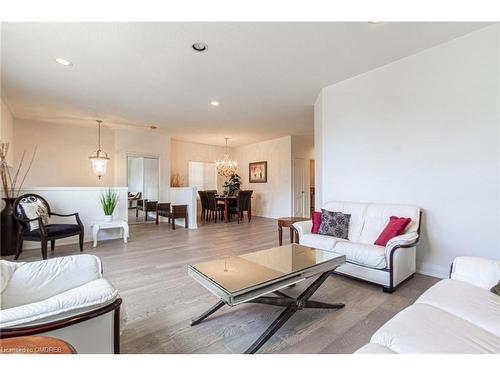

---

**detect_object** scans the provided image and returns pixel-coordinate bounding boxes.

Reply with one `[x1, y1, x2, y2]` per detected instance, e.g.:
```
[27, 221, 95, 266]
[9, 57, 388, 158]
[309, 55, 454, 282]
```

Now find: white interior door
[293, 158, 306, 217]
[143, 157, 159, 200]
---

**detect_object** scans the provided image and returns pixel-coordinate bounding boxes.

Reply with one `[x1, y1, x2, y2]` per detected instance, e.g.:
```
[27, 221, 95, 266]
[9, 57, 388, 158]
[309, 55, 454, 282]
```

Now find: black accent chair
[136, 199, 158, 221]
[13, 194, 84, 260]
[229, 190, 253, 224]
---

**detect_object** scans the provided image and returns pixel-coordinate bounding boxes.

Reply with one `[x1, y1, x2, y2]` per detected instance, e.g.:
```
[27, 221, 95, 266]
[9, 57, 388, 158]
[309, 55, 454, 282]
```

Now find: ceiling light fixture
[88, 120, 110, 179]
[55, 58, 73, 66]
[192, 42, 208, 52]
[210, 100, 220, 107]
[150, 125, 158, 130]
[215, 137, 237, 177]
[368, 21, 383, 24]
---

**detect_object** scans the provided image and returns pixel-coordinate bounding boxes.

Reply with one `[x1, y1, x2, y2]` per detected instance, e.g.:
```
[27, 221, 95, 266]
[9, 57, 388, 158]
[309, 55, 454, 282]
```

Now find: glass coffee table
[188, 243, 346, 353]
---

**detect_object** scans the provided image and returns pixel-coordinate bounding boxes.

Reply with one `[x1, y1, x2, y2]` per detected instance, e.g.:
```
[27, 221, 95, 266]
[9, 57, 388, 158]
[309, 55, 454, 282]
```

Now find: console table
[91, 220, 129, 247]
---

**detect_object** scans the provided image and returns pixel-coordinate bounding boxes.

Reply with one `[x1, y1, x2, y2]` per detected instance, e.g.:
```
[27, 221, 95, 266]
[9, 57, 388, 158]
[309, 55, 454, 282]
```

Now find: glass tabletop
[189, 244, 344, 294]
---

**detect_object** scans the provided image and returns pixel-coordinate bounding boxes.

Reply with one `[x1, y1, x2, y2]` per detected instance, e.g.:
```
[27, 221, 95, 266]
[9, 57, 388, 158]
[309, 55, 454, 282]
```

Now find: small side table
[0, 336, 77, 354]
[277, 217, 310, 246]
[92, 220, 129, 248]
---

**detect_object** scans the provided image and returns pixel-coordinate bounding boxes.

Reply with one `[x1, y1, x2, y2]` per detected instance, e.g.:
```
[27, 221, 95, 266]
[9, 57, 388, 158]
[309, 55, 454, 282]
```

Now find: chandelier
[215, 137, 237, 177]
[88, 120, 110, 179]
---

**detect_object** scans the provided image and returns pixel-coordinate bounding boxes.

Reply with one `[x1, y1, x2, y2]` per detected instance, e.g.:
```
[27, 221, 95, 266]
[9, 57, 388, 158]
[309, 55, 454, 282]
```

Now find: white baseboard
[416, 261, 449, 279]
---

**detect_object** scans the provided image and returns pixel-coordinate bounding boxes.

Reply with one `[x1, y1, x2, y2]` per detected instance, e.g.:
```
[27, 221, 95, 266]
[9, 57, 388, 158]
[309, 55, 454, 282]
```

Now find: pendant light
[88, 120, 110, 179]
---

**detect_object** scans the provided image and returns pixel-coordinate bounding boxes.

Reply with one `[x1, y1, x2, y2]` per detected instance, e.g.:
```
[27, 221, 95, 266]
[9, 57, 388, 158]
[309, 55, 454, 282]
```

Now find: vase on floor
[1, 198, 19, 256]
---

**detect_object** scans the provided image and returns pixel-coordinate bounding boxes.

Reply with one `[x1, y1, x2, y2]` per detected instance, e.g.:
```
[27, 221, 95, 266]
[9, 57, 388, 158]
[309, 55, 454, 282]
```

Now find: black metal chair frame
[13, 193, 84, 260]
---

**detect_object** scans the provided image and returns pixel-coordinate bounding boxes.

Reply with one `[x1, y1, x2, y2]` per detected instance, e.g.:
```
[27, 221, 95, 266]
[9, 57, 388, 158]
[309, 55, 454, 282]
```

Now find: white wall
[0, 98, 14, 166]
[291, 136, 314, 217]
[233, 136, 292, 218]
[315, 25, 500, 277]
[114, 127, 170, 202]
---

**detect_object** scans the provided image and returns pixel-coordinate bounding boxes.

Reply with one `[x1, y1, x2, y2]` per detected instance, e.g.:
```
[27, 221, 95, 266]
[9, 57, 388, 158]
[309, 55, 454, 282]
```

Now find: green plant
[100, 188, 118, 215]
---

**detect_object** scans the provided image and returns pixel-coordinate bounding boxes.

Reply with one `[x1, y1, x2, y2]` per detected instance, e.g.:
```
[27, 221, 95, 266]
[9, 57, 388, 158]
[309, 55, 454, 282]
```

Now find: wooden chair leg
[51, 240, 55, 251]
[185, 214, 188, 229]
[14, 238, 23, 260]
[41, 240, 48, 260]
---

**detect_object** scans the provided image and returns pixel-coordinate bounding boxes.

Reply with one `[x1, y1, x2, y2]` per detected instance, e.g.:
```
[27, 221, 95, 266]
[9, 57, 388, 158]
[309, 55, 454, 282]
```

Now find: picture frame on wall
[249, 161, 267, 183]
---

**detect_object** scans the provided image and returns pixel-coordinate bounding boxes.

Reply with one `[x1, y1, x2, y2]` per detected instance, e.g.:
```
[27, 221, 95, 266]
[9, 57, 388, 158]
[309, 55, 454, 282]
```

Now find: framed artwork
[249, 161, 268, 183]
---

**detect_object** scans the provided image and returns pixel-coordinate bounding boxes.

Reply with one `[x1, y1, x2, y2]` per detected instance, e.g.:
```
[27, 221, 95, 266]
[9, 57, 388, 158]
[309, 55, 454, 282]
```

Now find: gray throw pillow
[318, 209, 351, 239]
[491, 281, 500, 296]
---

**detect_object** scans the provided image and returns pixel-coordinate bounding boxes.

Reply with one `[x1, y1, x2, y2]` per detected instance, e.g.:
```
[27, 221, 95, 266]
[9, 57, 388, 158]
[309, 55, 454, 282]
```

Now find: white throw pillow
[16, 196, 50, 231]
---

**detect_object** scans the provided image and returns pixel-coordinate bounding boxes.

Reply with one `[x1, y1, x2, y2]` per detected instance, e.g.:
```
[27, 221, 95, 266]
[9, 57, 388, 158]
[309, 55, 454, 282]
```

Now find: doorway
[293, 158, 306, 217]
[310, 159, 315, 214]
[127, 155, 160, 223]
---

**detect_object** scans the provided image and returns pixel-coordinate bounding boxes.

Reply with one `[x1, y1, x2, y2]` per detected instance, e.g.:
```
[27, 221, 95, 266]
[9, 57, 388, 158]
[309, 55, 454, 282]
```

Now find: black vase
[1, 198, 19, 256]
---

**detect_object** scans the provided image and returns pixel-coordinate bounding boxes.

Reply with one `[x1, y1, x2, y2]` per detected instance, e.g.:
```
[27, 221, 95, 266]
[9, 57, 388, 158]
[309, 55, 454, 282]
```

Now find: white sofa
[293, 201, 421, 292]
[357, 256, 500, 353]
[0, 254, 123, 354]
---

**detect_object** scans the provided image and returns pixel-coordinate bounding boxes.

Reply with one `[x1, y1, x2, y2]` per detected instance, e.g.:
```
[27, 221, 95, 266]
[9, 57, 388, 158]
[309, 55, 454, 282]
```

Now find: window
[188, 161, 217, 191]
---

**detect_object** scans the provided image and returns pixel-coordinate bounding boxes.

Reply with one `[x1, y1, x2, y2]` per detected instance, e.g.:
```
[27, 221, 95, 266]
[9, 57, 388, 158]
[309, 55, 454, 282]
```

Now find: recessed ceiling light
[192, 42, 208, 52]
[55, 58, 73, 66]
[150, 125, 158, 130]
[368, 21, 383, 24]
[210, 101, 220, 107]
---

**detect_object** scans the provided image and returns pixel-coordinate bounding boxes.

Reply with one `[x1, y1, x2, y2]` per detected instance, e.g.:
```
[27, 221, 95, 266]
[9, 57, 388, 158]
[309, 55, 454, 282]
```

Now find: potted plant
[100, 188, 118, 222]
[223, 173, 242, 197]
[0, 142, 37, 256]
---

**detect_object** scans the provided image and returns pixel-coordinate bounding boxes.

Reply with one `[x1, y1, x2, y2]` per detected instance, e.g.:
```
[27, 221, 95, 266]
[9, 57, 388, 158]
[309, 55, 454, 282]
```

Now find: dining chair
[206, 191, 223, 222]
[229, 190, 253, 224]
[198, 191, 208, 222]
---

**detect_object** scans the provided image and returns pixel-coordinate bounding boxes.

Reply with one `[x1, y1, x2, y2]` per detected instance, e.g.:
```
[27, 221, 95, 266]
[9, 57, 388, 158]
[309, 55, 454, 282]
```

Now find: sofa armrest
[1, 255, 103, 309]
[385, 232, 419, 258]
[450, 256, 500, 290]
[293, 220, 313, 239]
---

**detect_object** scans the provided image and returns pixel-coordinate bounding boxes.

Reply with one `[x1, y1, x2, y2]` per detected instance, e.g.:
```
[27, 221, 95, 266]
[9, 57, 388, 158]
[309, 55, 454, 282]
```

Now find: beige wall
[0, 98, 14, 166]
[13, 119, 171, 201]
[114, 127, 171, 201]
[233, 136, 293, 219]
[14, 119, 115, 187]
[170, 139, 228, 190]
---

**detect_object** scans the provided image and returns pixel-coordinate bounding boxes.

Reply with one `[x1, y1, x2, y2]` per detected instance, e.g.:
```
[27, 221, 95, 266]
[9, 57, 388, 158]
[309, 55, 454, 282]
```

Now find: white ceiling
[1, 22, 490, 146]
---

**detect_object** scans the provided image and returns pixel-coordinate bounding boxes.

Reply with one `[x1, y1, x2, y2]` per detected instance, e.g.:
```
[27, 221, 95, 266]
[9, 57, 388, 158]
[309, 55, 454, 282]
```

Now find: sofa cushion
[318, 210, 351, 239]
[359, 203, 420, 244]
[0, 278, 118, 328]
[370, 303, 500, 353]
[23, 224, 81, 238]
[333, 241, 387, 269]
[1, 255, 102, 309]
[415, 279, 500, 337]
[322, 201, 367, 242]
[299, 233, 341, 251]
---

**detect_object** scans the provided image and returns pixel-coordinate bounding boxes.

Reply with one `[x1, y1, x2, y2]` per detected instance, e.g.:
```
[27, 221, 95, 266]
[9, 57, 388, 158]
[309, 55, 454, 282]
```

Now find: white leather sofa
[293, 201, 421, 292]
[356, 256, 500, 353]
[0, 254, 123, 354]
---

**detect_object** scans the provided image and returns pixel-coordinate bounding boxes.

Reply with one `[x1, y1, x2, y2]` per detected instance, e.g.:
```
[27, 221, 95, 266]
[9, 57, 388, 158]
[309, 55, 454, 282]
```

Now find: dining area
[198, 190, 253, 224]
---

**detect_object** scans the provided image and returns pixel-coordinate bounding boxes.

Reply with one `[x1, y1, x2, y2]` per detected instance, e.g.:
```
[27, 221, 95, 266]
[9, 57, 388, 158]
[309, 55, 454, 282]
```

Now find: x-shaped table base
[190, 271, 345, 354]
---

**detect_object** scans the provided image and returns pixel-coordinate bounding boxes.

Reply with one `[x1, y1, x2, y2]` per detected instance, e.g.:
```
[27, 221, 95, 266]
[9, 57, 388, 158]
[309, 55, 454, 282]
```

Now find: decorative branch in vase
[0, 142, 37, 256]
[0, 142, 37, 199]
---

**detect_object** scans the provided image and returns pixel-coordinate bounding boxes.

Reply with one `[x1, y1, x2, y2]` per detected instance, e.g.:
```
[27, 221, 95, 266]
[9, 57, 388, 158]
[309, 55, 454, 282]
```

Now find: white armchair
[0, 255, 123, 354]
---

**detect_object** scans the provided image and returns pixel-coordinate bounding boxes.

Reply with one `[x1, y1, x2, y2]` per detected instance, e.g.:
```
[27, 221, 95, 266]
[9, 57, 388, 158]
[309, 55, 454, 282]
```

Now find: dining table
[216, 195, 238, 223]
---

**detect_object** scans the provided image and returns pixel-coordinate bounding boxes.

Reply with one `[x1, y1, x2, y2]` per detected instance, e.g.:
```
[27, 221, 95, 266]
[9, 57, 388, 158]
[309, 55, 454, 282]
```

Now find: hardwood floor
[5, 216, 440, 354]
